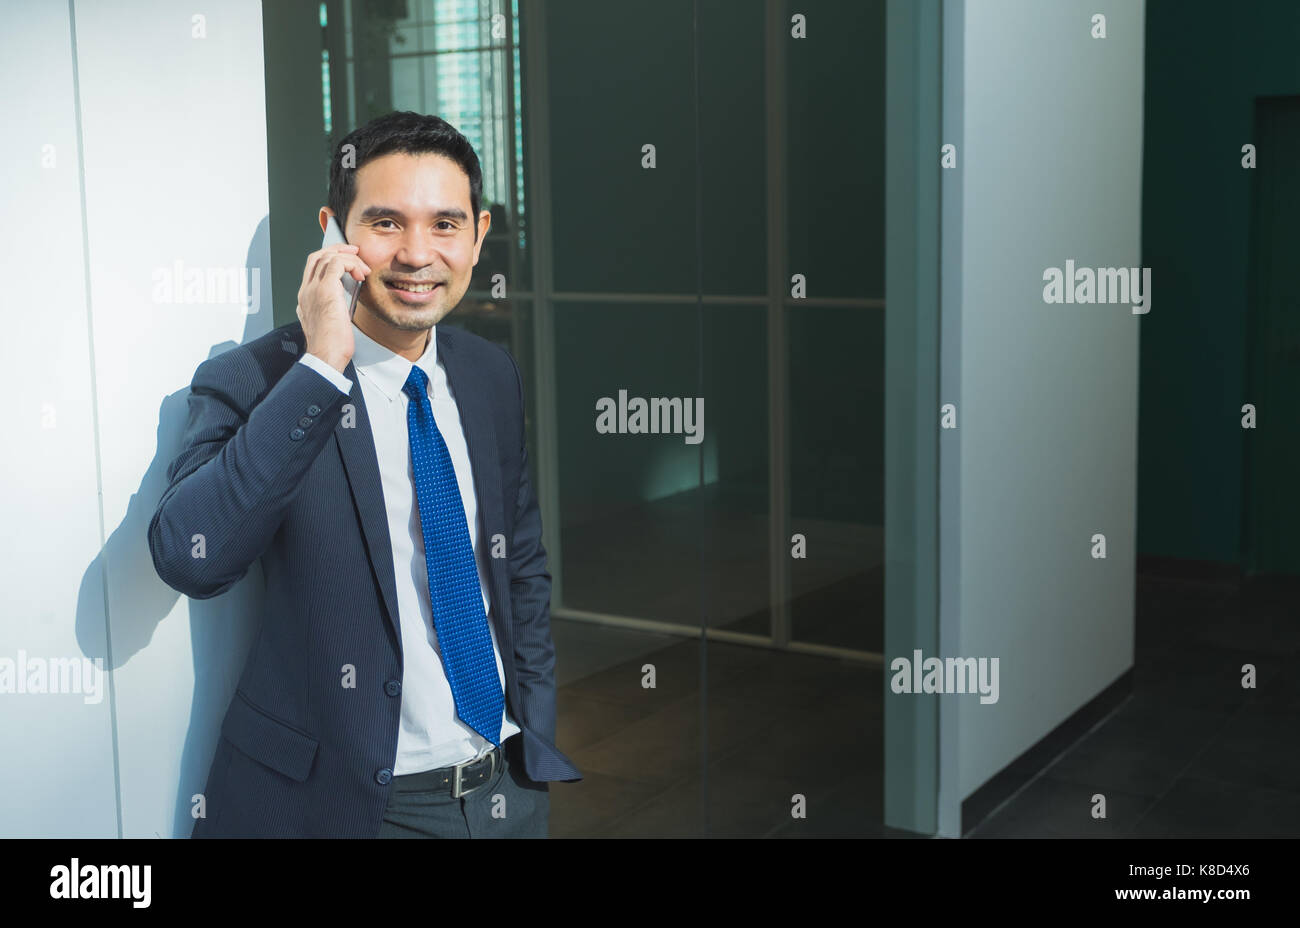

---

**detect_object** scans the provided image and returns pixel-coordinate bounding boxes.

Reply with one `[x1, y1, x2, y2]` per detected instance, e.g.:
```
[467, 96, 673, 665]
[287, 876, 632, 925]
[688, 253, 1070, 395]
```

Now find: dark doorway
[1244, 96, 1300, 577]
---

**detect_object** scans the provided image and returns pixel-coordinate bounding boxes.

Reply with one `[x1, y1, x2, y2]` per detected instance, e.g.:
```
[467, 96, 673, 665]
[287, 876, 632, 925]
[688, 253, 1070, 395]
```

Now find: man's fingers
[305, 244, 360, 283]
[316, 252, 371, 286]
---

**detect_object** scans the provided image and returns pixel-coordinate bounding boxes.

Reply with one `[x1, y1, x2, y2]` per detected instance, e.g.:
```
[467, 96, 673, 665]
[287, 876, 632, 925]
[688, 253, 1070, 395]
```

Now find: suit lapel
[437, 326, 513, 653]
[333, 361, 403, 652]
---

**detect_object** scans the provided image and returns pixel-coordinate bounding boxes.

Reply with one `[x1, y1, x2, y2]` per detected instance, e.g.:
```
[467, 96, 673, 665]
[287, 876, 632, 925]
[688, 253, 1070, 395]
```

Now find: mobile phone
[321, 215, 361, 317]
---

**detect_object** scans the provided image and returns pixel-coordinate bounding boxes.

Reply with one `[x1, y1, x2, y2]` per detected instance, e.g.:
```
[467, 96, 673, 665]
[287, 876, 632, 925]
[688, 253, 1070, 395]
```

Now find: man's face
[330, 151, 489, 333]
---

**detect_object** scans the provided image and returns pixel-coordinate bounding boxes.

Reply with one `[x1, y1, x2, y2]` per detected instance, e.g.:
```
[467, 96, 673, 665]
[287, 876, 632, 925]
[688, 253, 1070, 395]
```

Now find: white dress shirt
[297, 322, 520, 774]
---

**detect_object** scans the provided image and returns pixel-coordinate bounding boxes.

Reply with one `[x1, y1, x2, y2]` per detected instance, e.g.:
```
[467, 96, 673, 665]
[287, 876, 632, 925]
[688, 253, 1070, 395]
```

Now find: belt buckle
[452, 748, 495, 799]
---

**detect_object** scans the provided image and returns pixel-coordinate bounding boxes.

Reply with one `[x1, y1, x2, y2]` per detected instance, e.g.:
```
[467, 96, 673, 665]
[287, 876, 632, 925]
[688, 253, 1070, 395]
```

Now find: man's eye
[436, 221, 454, 231]
[374, 219, 397, 229]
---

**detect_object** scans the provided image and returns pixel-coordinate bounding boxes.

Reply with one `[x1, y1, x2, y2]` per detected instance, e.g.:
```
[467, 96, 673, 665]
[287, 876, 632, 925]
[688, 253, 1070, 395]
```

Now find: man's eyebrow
[356, 205, 470, 223]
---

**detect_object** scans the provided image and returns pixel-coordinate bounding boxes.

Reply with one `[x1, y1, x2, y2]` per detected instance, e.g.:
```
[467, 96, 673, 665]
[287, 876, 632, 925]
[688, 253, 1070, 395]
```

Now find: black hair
[328, 110, 483, 243]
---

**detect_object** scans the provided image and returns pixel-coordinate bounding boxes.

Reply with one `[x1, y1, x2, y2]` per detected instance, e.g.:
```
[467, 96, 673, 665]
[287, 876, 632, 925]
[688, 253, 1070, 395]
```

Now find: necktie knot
[402, 364, 429, 400]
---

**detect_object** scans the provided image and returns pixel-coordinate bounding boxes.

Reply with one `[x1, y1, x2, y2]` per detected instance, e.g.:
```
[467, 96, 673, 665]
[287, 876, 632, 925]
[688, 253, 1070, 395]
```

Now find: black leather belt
[394, 746, 501, 798]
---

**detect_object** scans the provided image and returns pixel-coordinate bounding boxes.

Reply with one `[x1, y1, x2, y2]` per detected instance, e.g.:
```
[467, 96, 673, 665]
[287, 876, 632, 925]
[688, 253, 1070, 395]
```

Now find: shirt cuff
[297, 352, 354, 395]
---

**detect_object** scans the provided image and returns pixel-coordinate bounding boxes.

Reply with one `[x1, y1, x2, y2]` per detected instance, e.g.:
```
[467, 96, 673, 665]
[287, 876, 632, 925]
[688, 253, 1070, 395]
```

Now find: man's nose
[393, 228, 437, 269]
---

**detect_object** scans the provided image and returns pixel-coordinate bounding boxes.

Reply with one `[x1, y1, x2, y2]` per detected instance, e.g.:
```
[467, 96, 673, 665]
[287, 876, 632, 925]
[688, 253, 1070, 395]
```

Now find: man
[148, 111, 581, 838]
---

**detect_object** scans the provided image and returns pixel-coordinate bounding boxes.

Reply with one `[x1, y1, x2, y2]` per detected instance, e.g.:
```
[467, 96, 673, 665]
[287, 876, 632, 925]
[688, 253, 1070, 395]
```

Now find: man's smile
[383, 278, 444, 303]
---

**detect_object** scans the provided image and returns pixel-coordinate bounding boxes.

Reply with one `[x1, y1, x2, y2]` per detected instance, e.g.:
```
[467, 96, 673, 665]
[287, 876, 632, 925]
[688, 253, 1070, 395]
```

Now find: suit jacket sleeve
[503, 349, 560, 745]
[148, 352, 351, 599]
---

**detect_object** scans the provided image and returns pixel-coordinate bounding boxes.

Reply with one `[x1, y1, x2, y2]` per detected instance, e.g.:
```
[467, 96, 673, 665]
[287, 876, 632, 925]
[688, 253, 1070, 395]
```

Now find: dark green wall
[1139, 0, 1300, 563]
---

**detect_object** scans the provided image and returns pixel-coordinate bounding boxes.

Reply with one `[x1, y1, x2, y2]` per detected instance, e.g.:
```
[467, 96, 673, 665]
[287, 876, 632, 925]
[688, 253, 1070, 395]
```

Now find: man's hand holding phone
[298, 228, 370, 374]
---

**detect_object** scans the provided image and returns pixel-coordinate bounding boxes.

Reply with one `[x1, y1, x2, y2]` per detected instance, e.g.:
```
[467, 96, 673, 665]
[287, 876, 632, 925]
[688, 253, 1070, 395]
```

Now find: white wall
[0, 0, 271, 837]
[941, 0, 1145, 814]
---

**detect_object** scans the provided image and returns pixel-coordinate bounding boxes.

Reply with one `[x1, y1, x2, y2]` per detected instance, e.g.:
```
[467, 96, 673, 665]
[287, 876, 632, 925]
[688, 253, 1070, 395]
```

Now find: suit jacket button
[307, 404, 322, 416]
[376, 768, 393, 785]
[385, 679, 401, 697]
[299, 416, 314, 428]
[290, 427, 305, 440]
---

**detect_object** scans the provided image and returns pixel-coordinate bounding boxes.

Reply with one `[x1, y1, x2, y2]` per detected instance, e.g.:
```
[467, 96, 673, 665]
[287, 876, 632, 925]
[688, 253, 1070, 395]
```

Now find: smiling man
[148, 111, 581, 838]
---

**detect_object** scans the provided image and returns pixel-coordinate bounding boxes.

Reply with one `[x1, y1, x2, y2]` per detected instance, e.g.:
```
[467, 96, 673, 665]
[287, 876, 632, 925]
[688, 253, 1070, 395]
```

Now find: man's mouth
[384, 279, 443, 304]
[385, 280, 442, 294]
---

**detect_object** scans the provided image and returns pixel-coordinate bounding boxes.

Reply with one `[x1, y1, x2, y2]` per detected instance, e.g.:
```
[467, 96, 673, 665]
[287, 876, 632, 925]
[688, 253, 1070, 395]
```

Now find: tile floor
[546, 569, 1300, 838]
[968, 572, 1300, 837]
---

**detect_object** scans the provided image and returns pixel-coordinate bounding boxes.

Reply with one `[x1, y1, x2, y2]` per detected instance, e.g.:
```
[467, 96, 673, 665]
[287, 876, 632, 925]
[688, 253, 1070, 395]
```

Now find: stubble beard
[362, 281, 447, 331]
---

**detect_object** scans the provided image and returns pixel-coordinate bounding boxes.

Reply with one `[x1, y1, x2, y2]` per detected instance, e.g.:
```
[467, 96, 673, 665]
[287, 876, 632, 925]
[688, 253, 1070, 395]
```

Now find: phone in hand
[321, 215, 361, 318]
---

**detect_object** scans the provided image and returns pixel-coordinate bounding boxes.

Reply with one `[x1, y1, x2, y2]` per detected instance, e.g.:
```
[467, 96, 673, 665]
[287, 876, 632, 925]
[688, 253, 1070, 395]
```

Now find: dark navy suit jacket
[148, 320, 581, 838]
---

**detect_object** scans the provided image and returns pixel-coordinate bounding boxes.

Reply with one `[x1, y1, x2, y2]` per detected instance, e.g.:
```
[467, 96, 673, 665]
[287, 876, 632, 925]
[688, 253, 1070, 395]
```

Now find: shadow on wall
[73, 216, 275, 838]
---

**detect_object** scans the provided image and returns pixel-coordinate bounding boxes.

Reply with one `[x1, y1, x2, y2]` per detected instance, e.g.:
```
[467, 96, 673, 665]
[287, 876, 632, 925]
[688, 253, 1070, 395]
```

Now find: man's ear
[318, 207, 334, 235]
[473, 209, 492, 261]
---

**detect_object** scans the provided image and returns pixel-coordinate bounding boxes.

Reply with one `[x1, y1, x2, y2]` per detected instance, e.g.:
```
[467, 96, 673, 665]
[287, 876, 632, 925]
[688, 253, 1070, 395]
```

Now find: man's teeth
[390, 282, 437, 292]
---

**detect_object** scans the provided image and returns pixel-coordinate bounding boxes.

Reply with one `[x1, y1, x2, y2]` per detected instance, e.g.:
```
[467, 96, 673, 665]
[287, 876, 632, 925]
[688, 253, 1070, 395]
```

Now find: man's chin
[368, 297, 444, 330]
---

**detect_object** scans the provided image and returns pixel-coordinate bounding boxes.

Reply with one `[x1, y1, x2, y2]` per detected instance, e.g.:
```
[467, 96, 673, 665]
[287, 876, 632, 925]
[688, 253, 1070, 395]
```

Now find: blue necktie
[402, 363, 503, 747]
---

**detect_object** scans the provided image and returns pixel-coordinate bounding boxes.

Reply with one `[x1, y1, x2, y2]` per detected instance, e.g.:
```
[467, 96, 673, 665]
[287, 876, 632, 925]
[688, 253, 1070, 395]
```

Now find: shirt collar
[351, 321, 438, 403]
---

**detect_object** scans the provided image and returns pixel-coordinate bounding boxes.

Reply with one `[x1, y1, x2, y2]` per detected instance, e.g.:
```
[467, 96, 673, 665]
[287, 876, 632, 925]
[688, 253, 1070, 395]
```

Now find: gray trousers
[378, 733, 549, 838]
